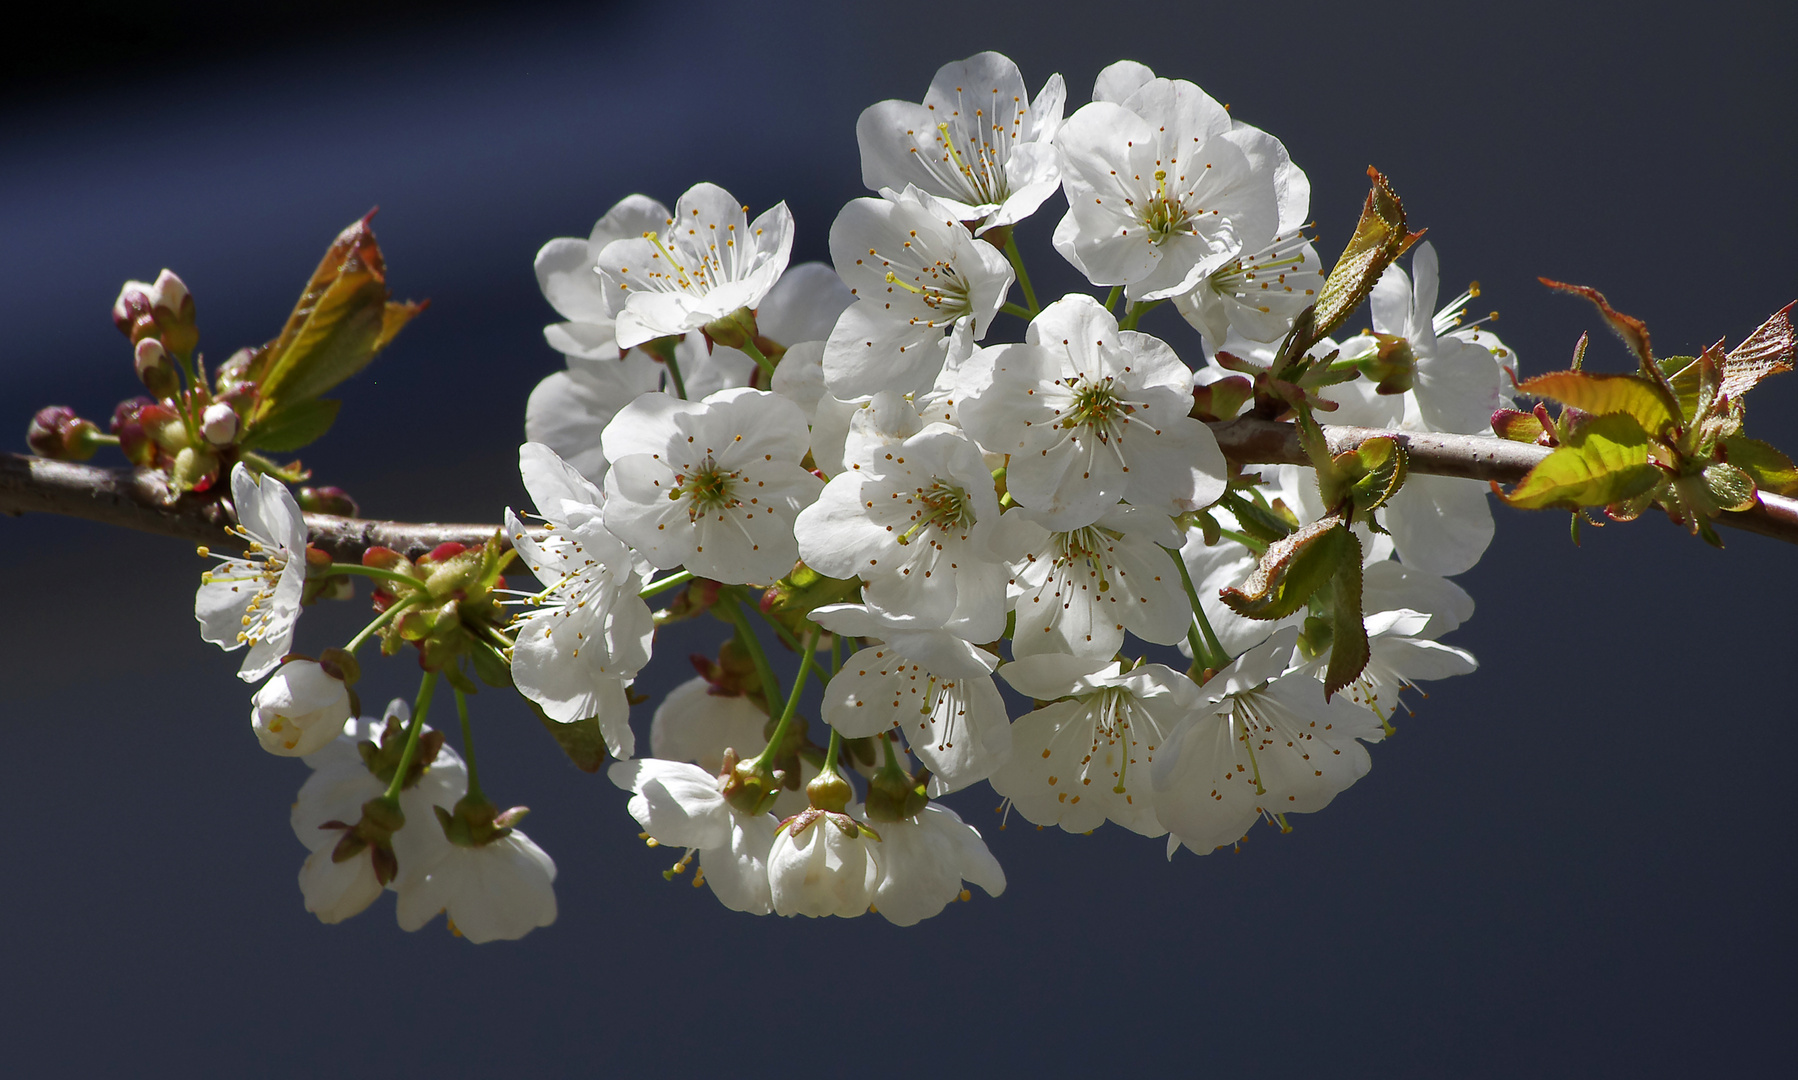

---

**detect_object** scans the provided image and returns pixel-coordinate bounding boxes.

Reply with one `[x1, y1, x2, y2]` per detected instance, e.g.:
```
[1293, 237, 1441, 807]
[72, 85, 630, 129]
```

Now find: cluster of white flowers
[197, 51, 1519, 937]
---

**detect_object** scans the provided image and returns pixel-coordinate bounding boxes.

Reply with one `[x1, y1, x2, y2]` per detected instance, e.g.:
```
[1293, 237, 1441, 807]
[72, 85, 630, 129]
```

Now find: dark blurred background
[2, 1, 1793, 1075]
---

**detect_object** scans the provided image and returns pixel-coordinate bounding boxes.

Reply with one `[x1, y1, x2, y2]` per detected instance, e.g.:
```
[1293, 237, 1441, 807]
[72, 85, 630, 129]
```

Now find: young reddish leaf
[1309, 167, 1423, 344]
[1719, 301, 1795, 401]
[1491, 408, 1548, 444]
[1539, 279, 1655, 370]
[1323, 532, 1369, 701]
[1500, 413, 1662, 510]
[1515, 370, 1678, 436]
[1721, 435, 1798, 496]
[1219, 516, 1351, 621]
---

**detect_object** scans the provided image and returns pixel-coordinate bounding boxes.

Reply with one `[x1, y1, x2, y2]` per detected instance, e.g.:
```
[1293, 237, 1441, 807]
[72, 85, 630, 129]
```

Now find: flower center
[1139, 169, 1193, 243]
[886, 262, 971, 327]
[1062, 376, 1134, 435]
[897, 479, 975, 545]
[673, 458, 741, 515]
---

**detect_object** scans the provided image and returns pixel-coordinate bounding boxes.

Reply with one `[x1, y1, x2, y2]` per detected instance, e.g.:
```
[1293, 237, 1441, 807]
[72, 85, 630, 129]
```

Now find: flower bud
[252, 660, 353, 756]
[863, 760, 929, 823]
[168, 444, 221, 495]
[200, 402, 239, 446]
[131, 338, 180, 398]
[1359, 332, 1417, 395]
[109, 397, 158, 466]
[768, 808, 879, 918]
[26, 406, 103, 460]
[213, 347, 260, 394]
[298, 485, 359, 516]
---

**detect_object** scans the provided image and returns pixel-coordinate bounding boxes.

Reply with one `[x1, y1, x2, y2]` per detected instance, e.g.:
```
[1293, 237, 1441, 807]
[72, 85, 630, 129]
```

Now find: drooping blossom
[195, 463, 308, 682]
[610, 758, 783, 915]
[869, 803, 1005, 927]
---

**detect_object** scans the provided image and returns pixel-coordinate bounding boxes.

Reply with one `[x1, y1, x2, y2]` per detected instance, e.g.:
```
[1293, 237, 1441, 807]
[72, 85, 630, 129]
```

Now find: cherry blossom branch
[1208, 418, 1798, 544]
[7, 421, 1798, 560]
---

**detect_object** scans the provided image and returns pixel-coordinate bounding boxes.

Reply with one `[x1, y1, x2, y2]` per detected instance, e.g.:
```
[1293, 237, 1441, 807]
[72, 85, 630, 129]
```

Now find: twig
[5, 420, 1797, 556]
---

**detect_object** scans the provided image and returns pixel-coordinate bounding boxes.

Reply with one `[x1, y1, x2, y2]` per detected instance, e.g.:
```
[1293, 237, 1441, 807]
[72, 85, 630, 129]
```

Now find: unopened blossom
[956, 294, 1226, 529]
[597, 182, 794, 349]
[856, 51, 1066, 234]
[870, 803, 1005, 927]
[1153, 627, 1384, 857]
[813, 603, 1011, 793]
[534, 193, 670, 360]
[394, 829, 558, 944]
[997, 501, 1191, 660]
[989, 654, 1201, 836]
[195, 463, 307, 682]
[610, 758, 782, 915]
[768, 806, 881, 918]
[601, 387, 821, 585]
[291, 706, 465, 925]
[823, 185, 1015, 398]
[796, 418, 1008, 639]
[251, 659, 352, 757]
[1053, 65, 1301, 302]
[507, 443, 652, 758]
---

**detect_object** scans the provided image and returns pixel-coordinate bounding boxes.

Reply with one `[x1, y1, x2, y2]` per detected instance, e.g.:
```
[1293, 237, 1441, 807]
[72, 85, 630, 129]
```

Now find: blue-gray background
[2, 1, 1792, 1075]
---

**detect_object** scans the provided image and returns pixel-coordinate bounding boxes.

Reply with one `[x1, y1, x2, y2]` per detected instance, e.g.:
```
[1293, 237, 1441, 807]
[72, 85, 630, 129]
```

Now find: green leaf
[1323, 532, 1369, 701]
[527, 698, 608, 774]
[237, 398, 341, 453]
[1701, 462, 1757, 512]
[1501, 413, 1663, 510]
[471, 637, 515, 689]
[1220, 516, 1351, 621]
[1336, 436, 1408, 519]
[1309, 167, 1423, 345]
[1721, 436, 1798, 496]
[1515, 370, 1678, 436]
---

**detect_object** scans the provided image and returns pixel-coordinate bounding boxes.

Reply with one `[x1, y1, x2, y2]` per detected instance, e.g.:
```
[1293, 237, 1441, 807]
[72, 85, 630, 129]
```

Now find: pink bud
[152, 269, 189, 312]
[201, 402, 239, 446]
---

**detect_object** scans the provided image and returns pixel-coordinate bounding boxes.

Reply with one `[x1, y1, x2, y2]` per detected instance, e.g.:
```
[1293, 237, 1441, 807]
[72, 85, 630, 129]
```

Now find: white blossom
[394, 830, 558, 944]
[998, 501, 1191, 660]
[195, 463, 307, 682]
[796, 418, 1009, 640]
[507, 444, 652, 758]
[597, 182, 794, 349]
[534, 193, 670, 360]
[1153, 627, 1383, 857]
[956, 294, 1226, 529]
[1053, 65, 1302, 302]
[812, 603, 1011, 794]
[251, 659, 352, 758]
[768, 806, 881, 918]
[291, 706, 465, 925]
[823, 185, 1015, 398]
[610, 758, 782, 915]
[989, 655, 1200, 836]
[601, 387, 821, 585]
[856, 51, 1066, 234]
[870, 803, 1005, 926]
[651, 676, 770, 776]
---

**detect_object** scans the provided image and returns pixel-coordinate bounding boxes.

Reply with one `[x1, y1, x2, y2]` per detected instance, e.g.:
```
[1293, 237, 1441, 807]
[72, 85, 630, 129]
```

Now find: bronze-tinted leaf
[1515, 370, 1678, 435]
[1501, 413, 1663, 510]
[1720, 301, 1795, 401]
[1310, 167, 1424, 345]
[1323, 532, 1369, 701]
[1219, 516, 1351, 621]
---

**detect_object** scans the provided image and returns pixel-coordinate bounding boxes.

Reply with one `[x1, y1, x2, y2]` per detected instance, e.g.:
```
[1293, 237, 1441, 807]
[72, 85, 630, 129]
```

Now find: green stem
[383, 670, 438, 801]
[723, 592, 782, 709]
[1103, 285, 1123, 313]
[1166, 545, 1229, 672]
[1003, 233, 1040, 315]
[639, 570, 694, 599]
[818, 721, 845, 779]
[1215, 527, 1268, 554]
[1119, 299, 1164, 331]
[327, 563, 425, 590]
[755, 629, 819, 770]
[1001, 301, 1034, 321]
[454, 688, 485, 803]
[344, 593, 422, 655]
[663, 347, 689, 399]
[830, 632, 842, 676]
[738, 339, 778, 381]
